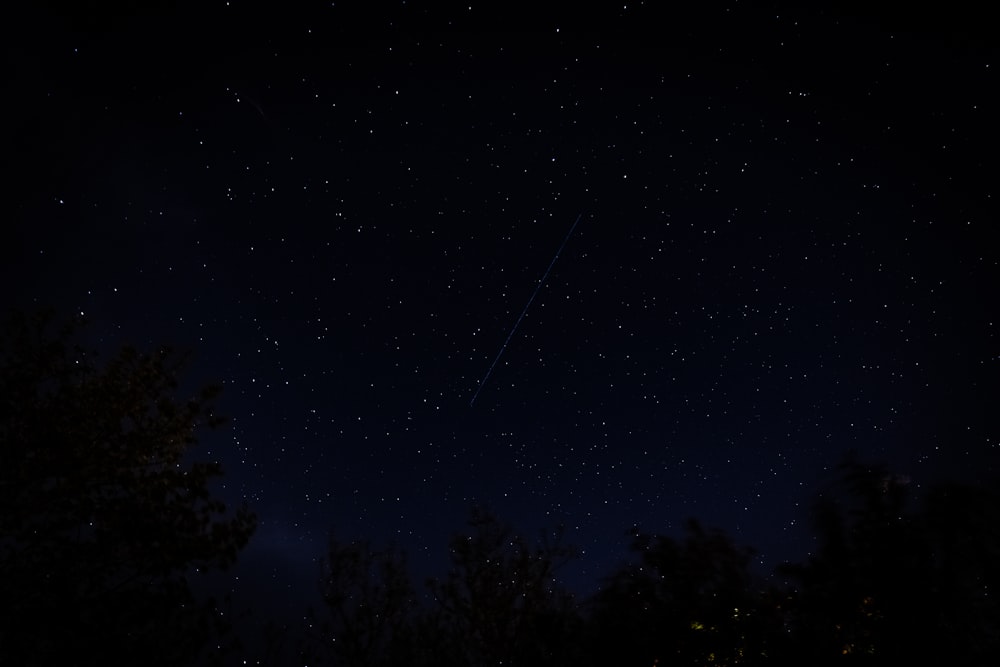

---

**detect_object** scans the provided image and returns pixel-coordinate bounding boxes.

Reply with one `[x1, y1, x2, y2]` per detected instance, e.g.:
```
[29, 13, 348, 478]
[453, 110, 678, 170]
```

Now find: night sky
[6, 1, 999, 624]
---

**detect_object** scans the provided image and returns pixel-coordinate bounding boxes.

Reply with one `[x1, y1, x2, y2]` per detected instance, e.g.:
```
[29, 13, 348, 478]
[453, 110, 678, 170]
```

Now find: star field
[6, 1, 998, 623]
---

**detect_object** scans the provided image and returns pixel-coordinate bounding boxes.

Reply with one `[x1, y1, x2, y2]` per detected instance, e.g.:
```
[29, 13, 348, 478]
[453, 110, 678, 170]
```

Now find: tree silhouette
[309, 508, 583, 666]
[0, 310, 256, 665]
[778, 458, 913, 663]
[423, 507, 582, 667]
[586, 519, 785, 666]
[304, 535, 416, 667]
[295, 458, 999, 666]
[780, 455, 1000, 664]
[920, 481, 1000, 663]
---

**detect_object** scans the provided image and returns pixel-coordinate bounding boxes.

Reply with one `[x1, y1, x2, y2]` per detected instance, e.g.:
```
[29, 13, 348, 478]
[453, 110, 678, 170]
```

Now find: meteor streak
[470, 213, 583, 406]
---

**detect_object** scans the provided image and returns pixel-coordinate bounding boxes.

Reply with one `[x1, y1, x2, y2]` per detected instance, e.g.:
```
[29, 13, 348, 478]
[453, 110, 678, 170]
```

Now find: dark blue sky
[6, 1, 998, 626]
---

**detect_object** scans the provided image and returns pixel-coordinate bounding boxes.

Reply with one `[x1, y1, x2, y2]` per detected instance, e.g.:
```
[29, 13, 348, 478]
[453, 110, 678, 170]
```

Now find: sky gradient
[6, 1, 998, 623]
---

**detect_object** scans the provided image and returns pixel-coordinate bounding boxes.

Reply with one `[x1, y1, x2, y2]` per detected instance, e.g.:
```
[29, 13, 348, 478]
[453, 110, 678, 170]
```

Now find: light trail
[470, 213, 583, 406]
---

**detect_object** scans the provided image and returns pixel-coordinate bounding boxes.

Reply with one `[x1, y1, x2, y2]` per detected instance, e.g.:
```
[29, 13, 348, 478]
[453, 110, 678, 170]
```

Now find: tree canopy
[304, 508, 581, 667]
[0, 310, 256, 665]
[298, 463, 999, 667]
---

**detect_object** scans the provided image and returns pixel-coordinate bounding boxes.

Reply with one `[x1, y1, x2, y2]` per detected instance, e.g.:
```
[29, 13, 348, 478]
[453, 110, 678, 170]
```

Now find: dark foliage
[301, 460, 999, 667]
[585, 520, 786, 666]
[307, 507, 583, 667]
[423, 507, 582, 667]
[779, 456, 1000, 665]
[303, 536, 416, 667]
[9, 309, 994, 666]
[0, 310, 256, 666]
